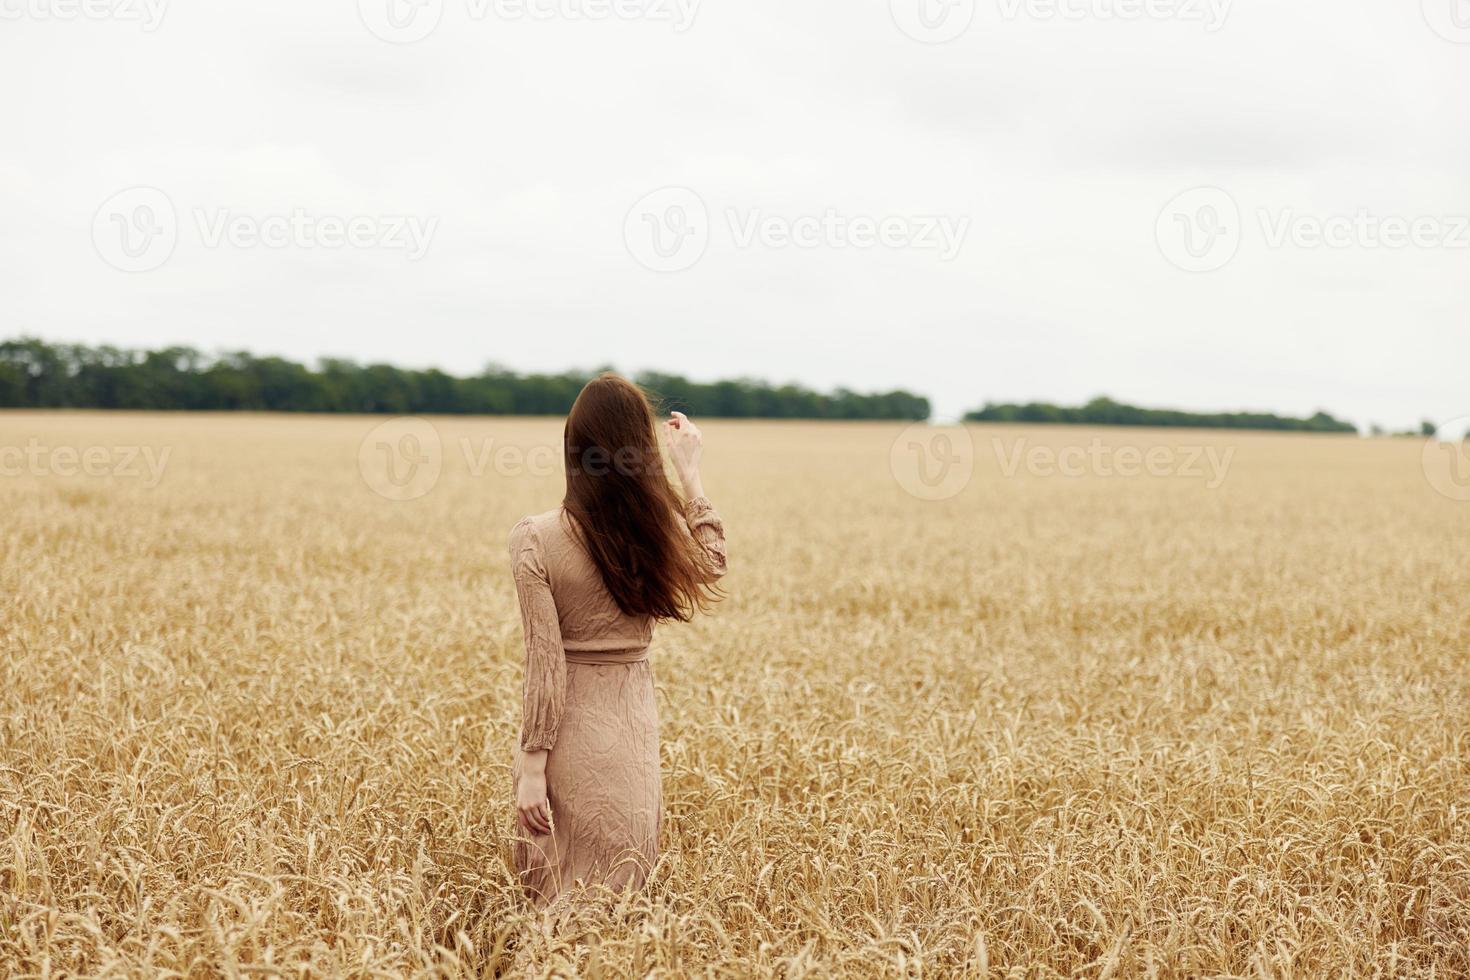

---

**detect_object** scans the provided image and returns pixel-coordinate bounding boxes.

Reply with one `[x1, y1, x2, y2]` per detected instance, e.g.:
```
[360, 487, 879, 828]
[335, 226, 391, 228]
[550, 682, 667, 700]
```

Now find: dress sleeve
[684, 496, 728, 581]
[509, 518, 566, 751]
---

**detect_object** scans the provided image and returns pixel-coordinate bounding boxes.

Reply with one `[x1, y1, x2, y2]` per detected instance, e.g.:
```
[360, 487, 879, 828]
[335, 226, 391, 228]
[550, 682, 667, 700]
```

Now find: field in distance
[1, 412, 1467, 976]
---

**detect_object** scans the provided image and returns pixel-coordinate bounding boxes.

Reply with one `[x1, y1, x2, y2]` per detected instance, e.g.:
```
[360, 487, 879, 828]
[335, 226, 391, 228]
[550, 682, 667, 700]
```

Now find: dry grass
[1, 412, 1468, 978]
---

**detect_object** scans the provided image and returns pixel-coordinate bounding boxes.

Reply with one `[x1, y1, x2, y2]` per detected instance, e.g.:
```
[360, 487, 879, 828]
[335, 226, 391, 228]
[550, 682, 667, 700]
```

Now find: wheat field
[1, 412, 1467, 978]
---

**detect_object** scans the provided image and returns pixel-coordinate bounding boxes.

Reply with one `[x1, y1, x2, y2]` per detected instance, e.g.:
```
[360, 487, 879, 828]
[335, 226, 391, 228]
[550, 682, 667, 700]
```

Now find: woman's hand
[662, 411, 705, 499]
[516, 750, 553, 836]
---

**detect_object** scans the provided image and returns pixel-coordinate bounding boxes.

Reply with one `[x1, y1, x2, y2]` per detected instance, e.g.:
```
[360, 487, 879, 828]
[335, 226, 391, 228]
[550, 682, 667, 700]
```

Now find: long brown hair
[561, 373, 720, 621]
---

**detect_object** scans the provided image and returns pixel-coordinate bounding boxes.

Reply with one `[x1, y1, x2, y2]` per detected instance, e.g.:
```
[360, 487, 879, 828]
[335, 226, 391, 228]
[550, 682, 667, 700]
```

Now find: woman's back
[508, 375, 726, 907]
[511, 509, 653, 657]
[511, 502, 726, 660]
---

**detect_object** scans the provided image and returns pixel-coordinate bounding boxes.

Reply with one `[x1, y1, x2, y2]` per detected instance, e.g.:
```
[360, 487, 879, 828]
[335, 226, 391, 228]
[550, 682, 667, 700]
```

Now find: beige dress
[509, 497, 727, 906]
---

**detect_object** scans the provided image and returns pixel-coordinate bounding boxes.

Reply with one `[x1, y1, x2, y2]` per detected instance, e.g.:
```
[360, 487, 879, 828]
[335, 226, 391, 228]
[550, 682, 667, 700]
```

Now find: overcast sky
[2, 0, 1466, 427]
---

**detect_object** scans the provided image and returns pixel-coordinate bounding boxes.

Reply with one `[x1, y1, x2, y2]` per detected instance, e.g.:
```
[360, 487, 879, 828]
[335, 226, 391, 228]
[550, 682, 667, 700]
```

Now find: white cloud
[0, 0, 1466, 428]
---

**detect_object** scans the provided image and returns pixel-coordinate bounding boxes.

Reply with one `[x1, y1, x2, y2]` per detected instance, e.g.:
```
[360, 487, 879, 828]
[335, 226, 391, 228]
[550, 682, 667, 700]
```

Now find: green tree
[0, 338, 932, 421]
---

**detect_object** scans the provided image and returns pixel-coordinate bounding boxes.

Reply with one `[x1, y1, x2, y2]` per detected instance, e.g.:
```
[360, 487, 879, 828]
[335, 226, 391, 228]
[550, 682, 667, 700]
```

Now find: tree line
[965, 396, 1358, 433]
[0, 338, 932, 421]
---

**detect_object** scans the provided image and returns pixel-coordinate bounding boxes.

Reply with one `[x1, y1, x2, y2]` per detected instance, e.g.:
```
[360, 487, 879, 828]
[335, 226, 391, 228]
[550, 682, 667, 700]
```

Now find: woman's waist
[562, 639, 651, 666]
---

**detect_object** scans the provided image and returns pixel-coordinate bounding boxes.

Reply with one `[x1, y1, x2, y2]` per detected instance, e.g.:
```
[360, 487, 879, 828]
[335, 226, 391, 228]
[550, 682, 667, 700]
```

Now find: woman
[509, 373, 727, 907]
